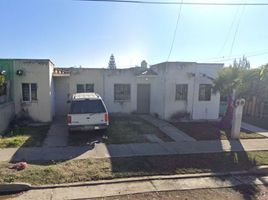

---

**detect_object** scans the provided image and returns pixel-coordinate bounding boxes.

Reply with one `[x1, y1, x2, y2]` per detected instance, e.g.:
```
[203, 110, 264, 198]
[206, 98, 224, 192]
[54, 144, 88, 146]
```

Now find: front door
[137, 84, 150, 114]
[54, 77, 70, 116]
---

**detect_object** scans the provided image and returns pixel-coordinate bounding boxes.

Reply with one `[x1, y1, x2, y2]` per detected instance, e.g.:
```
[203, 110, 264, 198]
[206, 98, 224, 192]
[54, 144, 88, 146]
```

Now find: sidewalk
[242, 122, 268, 137]
[140, 115, 196, 142]
[8, 173, 268, 199]
[42, 117, 68, 147]
[1, 139, 268, 162]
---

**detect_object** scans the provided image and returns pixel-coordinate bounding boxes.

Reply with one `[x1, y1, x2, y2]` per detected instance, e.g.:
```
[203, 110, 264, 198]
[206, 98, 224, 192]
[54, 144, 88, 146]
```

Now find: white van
[67, 93, 109, 132]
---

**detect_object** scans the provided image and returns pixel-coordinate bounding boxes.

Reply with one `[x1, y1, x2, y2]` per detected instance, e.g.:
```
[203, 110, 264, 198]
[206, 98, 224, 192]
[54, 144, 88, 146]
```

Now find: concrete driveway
[43, 116, 69, 147]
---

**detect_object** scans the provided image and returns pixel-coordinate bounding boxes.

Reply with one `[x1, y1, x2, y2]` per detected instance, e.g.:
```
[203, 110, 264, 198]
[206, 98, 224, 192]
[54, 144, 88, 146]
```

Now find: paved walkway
[242, 122, 268, 137]
[140, 115, 196, 142]
[10, 174, 268, 199]
[2, 138, 268, 162]
[42, 117, 68, 147]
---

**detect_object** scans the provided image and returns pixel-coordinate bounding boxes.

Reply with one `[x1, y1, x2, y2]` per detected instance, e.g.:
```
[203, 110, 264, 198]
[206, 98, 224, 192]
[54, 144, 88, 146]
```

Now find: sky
[0, 0, 267, 68]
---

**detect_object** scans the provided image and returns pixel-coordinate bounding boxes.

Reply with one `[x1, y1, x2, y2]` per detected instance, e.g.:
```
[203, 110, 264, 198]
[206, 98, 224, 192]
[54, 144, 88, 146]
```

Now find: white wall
[151, 62, 223, 120]
[191, 64, 222, 120]
[13, 60, 53, 122]
[0, 102, 14, 133]
[49, 62, 55, 119]
[64, 63, 222, 120]
[104, 69, 137, 113]
[68, 69, 104, 97]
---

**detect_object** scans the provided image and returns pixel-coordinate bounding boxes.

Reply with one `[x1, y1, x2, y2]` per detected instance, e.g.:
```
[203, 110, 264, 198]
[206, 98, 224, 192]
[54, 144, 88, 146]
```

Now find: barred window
[114, 84, 131, 101]
[175, 84, 188, 101]
[199, 84, 212, 101]
[22, 83, 37, 102]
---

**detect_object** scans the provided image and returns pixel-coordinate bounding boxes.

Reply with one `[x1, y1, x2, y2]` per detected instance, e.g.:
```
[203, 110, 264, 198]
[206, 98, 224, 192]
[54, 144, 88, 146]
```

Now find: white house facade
[0, 59, 223, 131]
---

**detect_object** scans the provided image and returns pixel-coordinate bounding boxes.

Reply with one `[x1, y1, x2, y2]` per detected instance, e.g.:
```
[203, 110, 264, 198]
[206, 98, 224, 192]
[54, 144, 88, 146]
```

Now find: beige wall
[0, 102, 14, 133]
[13, 60, 53, 122]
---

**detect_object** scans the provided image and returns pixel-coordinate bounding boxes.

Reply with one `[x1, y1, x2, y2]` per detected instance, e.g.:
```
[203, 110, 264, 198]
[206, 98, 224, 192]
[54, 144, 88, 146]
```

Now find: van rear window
[70, 99, 106, 114]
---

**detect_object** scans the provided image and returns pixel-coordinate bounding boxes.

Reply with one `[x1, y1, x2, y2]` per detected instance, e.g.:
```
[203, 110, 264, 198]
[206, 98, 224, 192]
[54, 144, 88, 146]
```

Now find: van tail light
[104, 113, 109, 122]
[67, 115, 72, 124]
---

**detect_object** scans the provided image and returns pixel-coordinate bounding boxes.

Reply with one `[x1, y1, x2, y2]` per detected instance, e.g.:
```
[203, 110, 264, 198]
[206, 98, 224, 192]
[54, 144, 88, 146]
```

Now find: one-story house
[0, 58, 223, 131]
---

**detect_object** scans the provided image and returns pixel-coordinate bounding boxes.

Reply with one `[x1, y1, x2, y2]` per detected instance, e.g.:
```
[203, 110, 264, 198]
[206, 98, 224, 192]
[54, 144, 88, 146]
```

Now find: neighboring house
[0, 59, 223, 130]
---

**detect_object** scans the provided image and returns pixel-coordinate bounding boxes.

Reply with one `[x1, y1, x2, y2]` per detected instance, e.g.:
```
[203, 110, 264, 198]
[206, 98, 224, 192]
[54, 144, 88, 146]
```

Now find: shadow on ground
[4, 115, 268, 200]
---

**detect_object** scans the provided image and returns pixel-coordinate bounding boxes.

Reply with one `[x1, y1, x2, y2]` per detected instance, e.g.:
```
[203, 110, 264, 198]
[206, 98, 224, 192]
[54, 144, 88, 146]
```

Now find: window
[199, 84, 212, 101]
[76, 84, 94, 93]
[76, 84, 84, 93]
[114, 84, 131, 101]
[85, 84, 94, 92]
[175, 84, 188, 101]
[22, 83, 37, 101]
[70, 99, 106, 114]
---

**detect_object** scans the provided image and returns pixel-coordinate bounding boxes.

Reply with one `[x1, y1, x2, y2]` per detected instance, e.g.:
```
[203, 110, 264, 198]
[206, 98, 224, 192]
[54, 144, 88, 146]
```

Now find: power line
[217, 6, 240, 56]
[198, 51, 268, 63]
[228, 5, 245, 58]
[167, 0, 183, 61]
[78, 0, 268, 6]
[196, 49, 268, 62]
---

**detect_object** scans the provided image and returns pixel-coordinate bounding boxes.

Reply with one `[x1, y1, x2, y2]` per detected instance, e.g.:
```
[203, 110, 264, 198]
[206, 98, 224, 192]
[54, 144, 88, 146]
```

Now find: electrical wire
[228, 4, 246, 58]
[167, 0, 183, 61]
[218, 6, 240, 56]
[199, 51, 268, 63]
[77, 0, 268, 6]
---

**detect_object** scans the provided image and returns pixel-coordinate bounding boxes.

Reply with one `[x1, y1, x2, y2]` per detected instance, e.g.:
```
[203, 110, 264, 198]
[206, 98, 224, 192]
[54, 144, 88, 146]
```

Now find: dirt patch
[68, 115, 173, 146]
[172, 122, 266, 140]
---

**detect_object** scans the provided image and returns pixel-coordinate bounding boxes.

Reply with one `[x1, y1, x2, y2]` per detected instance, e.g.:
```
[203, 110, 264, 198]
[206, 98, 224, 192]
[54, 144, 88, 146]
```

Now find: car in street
[67, 93, 109, 132]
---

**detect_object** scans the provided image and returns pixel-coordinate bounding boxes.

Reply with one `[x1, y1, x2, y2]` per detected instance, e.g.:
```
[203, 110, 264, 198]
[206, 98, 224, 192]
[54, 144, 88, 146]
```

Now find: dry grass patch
[1, 151, 268, 185]
[68, 115, 173, 146]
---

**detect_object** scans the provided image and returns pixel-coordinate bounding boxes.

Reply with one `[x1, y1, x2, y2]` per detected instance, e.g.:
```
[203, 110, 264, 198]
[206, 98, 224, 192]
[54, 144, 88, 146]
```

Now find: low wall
[0, 102, 15, 134]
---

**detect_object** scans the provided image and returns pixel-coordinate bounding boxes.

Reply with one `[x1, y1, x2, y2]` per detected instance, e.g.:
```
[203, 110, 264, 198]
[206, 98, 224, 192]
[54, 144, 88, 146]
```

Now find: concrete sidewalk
[242, 122, 268, 137]
[140, 115, 196, 142]
[42, 117, 68, 147]
[1, 139, 268, 162]
[9, 174, 268, 199]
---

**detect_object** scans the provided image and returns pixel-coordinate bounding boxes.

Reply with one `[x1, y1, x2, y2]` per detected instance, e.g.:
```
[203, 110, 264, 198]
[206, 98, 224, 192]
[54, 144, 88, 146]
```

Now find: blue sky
[0, 0, 267, 68]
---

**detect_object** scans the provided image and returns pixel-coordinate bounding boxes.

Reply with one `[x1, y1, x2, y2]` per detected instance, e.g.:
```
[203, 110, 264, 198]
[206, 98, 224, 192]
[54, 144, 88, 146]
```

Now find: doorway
[137, 84, 150, 114]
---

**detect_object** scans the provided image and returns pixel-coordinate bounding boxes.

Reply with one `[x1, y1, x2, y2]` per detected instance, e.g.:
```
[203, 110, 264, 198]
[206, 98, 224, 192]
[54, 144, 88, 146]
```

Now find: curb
[2, 166, 268, 194]
[0, 183, 31, 194]
[31, 170, 250, 190]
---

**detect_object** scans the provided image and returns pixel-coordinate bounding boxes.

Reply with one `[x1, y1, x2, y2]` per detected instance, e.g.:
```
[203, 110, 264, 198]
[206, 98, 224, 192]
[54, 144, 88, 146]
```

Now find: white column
[231, 98, 246, 139]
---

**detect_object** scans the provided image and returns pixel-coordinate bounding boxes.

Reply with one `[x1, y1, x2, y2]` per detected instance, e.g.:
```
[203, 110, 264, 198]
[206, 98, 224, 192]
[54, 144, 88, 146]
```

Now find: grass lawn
[172, 122, 266, 141]
[68, 115, 173, 146]
[243, 116, 268, 130]
[1, 151, 268, 185]
[0, 125, 50, 148]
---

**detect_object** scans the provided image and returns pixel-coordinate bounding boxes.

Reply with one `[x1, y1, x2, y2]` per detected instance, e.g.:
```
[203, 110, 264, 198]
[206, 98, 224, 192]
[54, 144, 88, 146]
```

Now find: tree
[233, 55, 250, 69]
[213, 66, 241, 98]
[108, 54, 116, 69]
[213, 66, 242, 129]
